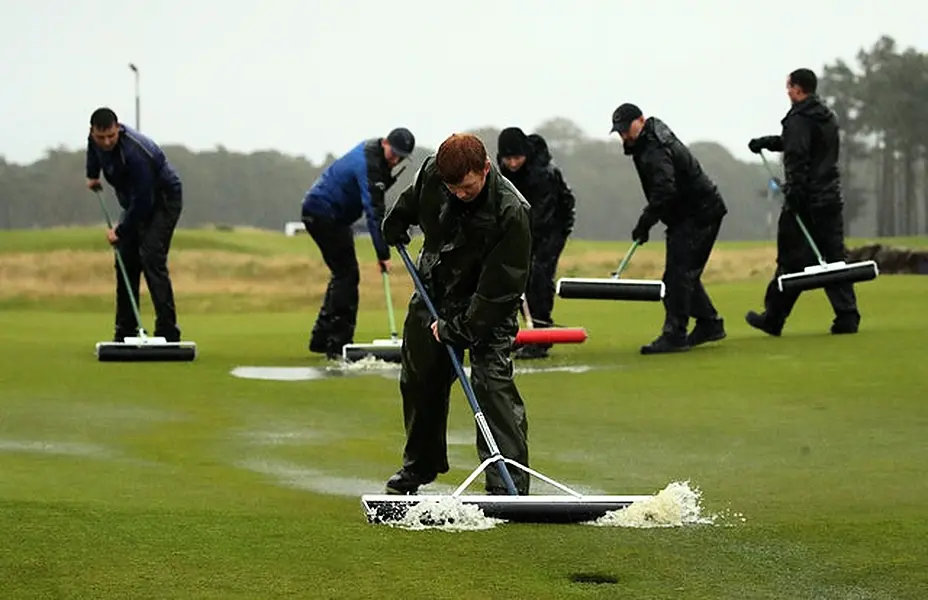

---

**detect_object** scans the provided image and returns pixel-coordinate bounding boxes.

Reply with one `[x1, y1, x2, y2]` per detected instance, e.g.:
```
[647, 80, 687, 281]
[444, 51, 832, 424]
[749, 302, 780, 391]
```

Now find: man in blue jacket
[85, 107, 185, 343]
[301, 127, 415, 359]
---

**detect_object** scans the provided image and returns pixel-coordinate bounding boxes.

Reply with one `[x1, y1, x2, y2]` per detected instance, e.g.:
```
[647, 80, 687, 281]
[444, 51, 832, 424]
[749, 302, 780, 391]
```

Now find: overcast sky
[1, 0, 924, 167]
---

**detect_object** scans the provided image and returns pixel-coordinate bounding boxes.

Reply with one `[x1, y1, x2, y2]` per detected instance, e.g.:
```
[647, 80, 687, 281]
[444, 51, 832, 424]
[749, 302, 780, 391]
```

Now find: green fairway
[1, 229, 927, 599]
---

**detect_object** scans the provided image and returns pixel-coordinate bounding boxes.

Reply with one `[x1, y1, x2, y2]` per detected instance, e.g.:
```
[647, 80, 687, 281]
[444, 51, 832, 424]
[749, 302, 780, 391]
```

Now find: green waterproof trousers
[396, 295, 530, 494]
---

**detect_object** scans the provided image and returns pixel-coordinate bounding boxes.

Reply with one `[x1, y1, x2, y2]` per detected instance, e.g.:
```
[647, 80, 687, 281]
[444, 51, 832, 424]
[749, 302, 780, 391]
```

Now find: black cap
[386, 127, 415, 157]
[498, 127, 530, 157]
[610, 103, 643, 134]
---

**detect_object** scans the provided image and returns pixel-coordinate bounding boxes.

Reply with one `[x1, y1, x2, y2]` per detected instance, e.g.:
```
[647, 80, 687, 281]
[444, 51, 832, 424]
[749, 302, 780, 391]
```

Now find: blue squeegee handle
[759, 152, 827, 266]
[396, 244, 519, 496]
[93, 189, 146, 336]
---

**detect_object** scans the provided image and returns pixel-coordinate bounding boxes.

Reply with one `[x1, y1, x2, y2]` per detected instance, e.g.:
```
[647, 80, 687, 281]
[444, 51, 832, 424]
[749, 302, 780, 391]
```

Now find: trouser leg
[469, 322, 530, 495]
[397, 297, 457, 478]
[140, 198, 182, 341]
[303, 215, 360, 354]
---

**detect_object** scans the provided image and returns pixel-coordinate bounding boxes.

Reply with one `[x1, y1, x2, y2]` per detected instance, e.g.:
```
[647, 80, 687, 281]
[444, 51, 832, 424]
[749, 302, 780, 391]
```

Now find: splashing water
[336, 355, 400, 371]
[379, 481, 743, 531]
[389, 496, 504, 532]
[591, 481, 730, 528]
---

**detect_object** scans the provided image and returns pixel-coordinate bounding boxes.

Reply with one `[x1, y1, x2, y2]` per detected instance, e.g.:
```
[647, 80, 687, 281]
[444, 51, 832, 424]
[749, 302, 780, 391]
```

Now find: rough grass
[0, 246, 777, 302]
[3, 226, 924, 313]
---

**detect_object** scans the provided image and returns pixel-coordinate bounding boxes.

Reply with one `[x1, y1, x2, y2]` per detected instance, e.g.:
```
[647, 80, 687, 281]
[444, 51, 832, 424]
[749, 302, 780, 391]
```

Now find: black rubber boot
[745, 311, 783, 337]
[153, 326, 181, 343]
[687, 318, 726, 347]
[830, 314, 860, 335]
[640, 334, 690, 355]
[385, 468, 437, 495]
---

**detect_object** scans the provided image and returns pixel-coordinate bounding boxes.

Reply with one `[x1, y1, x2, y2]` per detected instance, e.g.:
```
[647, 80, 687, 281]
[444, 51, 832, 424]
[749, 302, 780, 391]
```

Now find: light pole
[128, 63, 140, 131]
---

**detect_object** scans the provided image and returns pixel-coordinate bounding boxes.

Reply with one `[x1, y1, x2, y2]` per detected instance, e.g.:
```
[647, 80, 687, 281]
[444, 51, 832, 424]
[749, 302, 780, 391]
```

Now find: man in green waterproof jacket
[380, 132, 533, 495]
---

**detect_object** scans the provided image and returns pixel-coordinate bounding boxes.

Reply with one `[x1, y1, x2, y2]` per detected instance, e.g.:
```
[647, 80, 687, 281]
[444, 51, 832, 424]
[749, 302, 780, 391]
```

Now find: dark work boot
[745, 311, 783, 337]
[308, 336, 329, 354]
[640, 334, 690, 355]
[385, 468, 437, 495]
[830, 314, 860, 335]
[310, 331, 347, 361]
[687, 318, 726, 347]
[154, 325, 181, 342]
[113, 325, 136, 342]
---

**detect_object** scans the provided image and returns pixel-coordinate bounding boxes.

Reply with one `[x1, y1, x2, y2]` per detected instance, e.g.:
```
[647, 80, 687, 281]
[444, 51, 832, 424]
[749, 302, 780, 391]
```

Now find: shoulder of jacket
[362, 138, 382, 153]
[545, 162, 567, 180]
[414, 155, 437, 180]
[494, 171, 531, 215]
[782, 107, 810, 125]
[122, 129, 161, 160]
[639, 139, 673, 162]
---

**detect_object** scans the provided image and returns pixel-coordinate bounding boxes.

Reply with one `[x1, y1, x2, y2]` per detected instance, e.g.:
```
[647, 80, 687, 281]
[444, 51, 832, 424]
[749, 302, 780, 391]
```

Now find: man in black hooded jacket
[497, 127, 577, 359]
[746, 68, 861, 336]
[611, 103, 728, 355]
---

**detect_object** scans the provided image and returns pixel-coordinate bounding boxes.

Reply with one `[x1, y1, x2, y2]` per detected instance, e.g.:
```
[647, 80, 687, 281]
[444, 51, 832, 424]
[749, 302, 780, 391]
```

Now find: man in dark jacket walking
[85, 107, 184, 343]
[747, 68, 861, 336]
[611, 103, 729, 355]
[380, 133, 533, 496]
[497, 127, 577, 359]
[301, 128, 415, 359]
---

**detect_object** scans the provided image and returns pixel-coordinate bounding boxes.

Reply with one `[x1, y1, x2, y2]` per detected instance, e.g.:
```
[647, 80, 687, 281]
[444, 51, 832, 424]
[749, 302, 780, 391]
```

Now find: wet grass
[0, 228, 926, 598]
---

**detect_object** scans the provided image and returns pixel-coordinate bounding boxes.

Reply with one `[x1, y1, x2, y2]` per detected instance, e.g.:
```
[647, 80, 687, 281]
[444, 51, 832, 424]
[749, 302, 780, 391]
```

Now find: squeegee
[91, 190, 197, 362]
[759, 152, 879, 293]
[361, 244, 650, 525]
[342, 263, 403, 363]
[555, 240, 664, 301]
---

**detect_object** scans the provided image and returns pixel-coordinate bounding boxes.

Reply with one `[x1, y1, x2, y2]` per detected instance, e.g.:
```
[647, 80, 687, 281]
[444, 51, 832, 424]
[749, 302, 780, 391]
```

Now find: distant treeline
[1, 34, 925, 240]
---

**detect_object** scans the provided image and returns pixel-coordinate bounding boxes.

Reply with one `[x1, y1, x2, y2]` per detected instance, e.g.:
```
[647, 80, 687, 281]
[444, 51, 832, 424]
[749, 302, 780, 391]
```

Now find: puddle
[447, 430, 474, 446]
[230, 363, 604, 382]
[229, 365, 384, 381]
[2, 401, 185, 428]
[238, 427, 336, 446]
[0, 439, 114, 459]
[237, 456, 618, 512]
[237, 458, 455, 497]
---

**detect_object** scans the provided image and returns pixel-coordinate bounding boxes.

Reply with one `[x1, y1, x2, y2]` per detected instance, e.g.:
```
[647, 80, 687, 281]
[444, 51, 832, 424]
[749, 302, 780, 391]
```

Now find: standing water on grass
[337, 356, 400, 371]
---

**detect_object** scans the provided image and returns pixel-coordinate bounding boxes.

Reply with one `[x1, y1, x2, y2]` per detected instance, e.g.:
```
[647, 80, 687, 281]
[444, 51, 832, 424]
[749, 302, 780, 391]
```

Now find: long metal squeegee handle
[759, 151, 827, 267]
[612, 240, 640, 279]
[791, 212, 827, 266]
[380, 266, 399, 341]
[94, 190, 147, 338]
[395, 244, 519, 496]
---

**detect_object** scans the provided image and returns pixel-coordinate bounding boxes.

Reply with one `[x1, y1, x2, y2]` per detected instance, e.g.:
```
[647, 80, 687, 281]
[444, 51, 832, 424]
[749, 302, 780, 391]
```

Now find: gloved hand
[748, 138, 765, 154]
[632, 220, 651, 245]
[382, 224, 411, 246]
